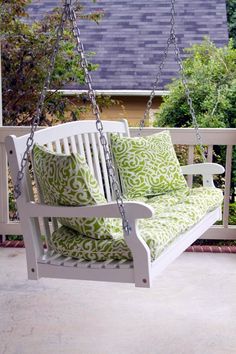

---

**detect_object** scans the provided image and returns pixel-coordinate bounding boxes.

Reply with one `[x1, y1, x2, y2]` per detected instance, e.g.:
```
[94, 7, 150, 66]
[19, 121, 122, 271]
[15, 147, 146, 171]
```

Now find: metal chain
[171, 46, 206, 160]
[14, 4, 68, 199]
[172, 40, 206, 161]
[138, 40, 171, 136]
[67, 5, 131, 234]
[139, 0, 206, 161]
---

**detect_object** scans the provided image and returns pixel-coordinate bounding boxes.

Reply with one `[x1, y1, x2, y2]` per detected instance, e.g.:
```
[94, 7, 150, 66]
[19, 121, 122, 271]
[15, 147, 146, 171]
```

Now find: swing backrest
[6, 119, 130, 204]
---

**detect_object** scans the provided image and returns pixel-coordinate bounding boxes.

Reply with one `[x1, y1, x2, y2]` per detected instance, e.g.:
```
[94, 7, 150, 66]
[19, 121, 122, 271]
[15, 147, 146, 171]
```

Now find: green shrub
[154, 39, 236, 130]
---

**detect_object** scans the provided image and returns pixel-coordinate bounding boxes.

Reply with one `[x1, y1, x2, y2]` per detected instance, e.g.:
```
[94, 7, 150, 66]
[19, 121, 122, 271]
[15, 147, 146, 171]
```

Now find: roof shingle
[27, 0, 229, 90]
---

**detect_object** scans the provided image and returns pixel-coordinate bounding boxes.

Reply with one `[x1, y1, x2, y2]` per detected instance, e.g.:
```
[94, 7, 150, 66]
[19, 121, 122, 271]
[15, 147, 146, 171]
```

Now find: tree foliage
[0, 0, 110, 126]
[154, 39, 236, 129]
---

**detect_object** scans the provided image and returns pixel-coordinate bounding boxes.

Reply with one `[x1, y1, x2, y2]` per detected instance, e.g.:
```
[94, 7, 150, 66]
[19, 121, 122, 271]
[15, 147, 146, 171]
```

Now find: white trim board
[48, 89, 170, 97]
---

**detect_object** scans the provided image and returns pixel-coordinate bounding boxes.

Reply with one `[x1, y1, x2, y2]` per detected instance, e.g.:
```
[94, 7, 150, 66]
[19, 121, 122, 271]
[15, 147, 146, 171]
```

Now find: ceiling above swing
[28, 0, 228, 94]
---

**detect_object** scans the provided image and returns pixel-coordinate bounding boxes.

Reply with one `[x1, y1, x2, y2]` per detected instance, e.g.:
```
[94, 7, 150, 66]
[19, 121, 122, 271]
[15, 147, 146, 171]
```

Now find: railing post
[0, 143, 9, 242]
[187, 145, 194, 187]
[223, 145, 233, 228]
[0, 42, 2, 127]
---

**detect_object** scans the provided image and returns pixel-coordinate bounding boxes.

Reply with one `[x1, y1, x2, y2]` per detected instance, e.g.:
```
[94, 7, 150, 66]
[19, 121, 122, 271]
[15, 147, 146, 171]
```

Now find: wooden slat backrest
[9, 120, 130, 204]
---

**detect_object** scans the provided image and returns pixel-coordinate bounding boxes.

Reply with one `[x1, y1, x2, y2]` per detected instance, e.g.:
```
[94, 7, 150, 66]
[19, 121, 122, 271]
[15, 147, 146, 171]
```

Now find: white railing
[0, 125, 236, 240]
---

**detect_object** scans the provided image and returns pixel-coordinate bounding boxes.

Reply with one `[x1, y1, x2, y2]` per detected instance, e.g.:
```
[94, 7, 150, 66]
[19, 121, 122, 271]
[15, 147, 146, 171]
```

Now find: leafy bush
[154, 39, 236, 129]
[229, 203, 236, 224]
[154, 39, 236, 190]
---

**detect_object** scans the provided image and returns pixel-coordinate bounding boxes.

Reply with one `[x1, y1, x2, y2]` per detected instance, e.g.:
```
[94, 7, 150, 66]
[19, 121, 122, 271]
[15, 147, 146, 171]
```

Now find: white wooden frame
[5, 120, 224, 287]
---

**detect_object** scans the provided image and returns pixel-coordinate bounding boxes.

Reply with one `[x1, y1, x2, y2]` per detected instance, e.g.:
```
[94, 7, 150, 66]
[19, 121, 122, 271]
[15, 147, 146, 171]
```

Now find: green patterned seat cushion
[50, 187, 223, 261]
[32, 144, 119, 240]
[111, 131, 187, 198]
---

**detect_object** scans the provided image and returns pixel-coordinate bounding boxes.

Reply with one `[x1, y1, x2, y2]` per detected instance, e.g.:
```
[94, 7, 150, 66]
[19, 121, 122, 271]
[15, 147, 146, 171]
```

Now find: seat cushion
[50, 187, 223, 261]
[111, 131, 187, 198]
[32, 144, 119, 240]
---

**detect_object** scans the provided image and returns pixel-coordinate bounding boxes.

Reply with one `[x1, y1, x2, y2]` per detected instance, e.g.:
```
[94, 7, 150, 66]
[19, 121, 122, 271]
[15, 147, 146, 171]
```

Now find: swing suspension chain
[67, 5, 131, 235]
[138, 39, 172, 136]
[172, 36, 206, 161]
[14, 7, 67, 199]
[139, 0, 206, 162]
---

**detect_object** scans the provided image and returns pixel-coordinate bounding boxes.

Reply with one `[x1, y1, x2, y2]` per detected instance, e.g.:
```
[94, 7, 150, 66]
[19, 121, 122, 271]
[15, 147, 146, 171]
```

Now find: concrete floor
[1, 249, 236, 354]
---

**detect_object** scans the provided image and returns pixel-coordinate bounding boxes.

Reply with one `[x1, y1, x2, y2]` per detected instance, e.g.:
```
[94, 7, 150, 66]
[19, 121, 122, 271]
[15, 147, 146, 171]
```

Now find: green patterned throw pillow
[32, 144, 119, 240]
[111, 131, 187, 198]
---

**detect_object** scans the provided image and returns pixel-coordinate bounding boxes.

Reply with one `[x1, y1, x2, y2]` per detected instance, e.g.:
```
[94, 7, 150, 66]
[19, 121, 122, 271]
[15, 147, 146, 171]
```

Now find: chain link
[14, 5, 68, 199]
[139, 0, 206, 161]
[67, 5, 131, 235]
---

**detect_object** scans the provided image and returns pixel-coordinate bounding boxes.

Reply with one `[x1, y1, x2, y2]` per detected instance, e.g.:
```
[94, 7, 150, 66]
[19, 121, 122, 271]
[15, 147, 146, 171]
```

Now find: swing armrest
[25, 201, 154, 219]
[181, 163, 225, 187]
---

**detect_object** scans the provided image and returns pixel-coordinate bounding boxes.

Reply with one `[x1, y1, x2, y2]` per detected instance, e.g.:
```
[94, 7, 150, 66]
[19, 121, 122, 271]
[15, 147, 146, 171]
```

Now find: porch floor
[1, 248, 236, 354]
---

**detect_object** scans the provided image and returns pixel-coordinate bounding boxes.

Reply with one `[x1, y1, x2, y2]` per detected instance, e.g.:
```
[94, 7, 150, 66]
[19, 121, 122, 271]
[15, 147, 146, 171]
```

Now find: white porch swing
[5, 0, 224, 287]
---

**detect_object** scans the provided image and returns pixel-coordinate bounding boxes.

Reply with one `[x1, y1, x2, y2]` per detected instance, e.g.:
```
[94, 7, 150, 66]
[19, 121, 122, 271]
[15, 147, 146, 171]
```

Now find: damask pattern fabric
[50, 187, 223, 261]
[111, 131, 187, 198]
[32, 144, 119, 240]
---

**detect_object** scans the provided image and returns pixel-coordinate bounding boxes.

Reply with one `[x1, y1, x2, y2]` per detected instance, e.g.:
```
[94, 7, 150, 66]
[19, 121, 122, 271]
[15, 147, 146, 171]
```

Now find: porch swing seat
[6, 119, 224, 288]
[50, 187, 223, 262]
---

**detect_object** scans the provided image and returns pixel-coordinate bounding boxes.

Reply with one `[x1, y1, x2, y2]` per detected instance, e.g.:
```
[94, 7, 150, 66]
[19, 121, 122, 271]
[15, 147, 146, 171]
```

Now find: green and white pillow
[32, 144, 120, 240]
[111, 131, 187, 198]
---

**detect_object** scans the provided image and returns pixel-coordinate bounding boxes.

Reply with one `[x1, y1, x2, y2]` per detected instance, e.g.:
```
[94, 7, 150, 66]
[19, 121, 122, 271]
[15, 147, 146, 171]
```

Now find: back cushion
[32, 144, 120, 240]
[111, 131, 187, 198]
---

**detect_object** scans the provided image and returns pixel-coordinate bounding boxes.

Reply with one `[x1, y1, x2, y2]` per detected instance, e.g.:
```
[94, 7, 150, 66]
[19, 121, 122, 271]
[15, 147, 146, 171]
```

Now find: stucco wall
[78, 95, 163, 127]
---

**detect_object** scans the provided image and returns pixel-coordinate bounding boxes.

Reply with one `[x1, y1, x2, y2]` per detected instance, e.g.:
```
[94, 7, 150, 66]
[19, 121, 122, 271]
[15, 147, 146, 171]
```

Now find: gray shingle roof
[28, 0, 228, 90]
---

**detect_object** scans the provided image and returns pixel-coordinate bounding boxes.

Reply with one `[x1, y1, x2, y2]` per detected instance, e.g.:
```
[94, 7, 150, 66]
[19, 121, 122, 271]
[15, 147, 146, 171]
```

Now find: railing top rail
[0, 125, 236, 145]
[130, 127, 236, 145]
